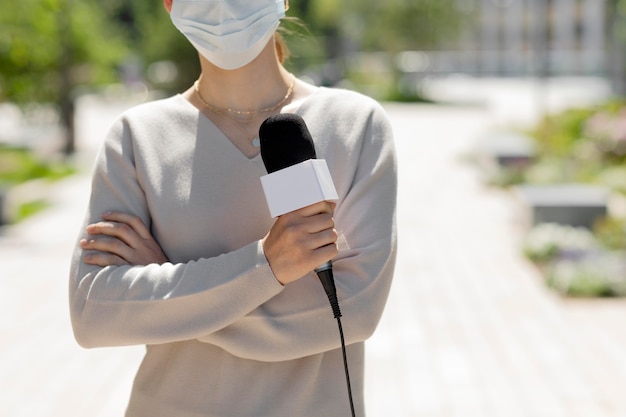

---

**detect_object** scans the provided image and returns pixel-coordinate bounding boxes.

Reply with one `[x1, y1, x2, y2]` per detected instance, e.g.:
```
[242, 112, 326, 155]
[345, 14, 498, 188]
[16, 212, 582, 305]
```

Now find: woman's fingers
[101, 211, 153, 240]
[80, 234, 133, 264]
[296, 201, 335, 218]
[81, 228, 131, 266]
[82, 211, 169, 266]
[309, 227, 339, 251]
[83, 250, 128, 267]
[81, 234, 128, 253]
[282, 202, 337, 247]
[262, 201, 339, 285]
[85, 216, 143, 248]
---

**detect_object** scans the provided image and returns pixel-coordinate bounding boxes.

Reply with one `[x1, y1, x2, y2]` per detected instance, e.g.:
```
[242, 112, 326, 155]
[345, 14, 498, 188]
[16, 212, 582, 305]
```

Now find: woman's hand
[262, 201, 338, 285]
[80, 211, 169, 267]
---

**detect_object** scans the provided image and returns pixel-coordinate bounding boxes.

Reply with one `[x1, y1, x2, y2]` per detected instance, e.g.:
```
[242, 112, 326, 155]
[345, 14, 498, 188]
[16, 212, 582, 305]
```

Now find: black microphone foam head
[259, 113, 317, 174]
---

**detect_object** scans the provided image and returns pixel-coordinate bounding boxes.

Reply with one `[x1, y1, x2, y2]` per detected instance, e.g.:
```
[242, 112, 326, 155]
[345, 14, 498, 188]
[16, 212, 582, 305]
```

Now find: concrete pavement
[2, 79, 626, 416]
[366, 102, 626, 417]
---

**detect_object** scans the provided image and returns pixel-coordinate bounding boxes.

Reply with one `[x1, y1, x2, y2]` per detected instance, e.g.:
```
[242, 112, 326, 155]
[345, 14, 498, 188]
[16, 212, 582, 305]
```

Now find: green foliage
[527, 100, 626, 158]
[523, 223, 599, 264]
[523, 222, 626, 297]
[546, 252, 626, 297]
[346, 0, 462, 52]
[488, 100, 626, 186]
[0, 0, 130, 103]
[309, 0, 342, 26]
[597, 166, 626, 194]
[583, 103, 626, 165]
[593, 216, 626, 251]
[528, 107, 597, 158]
[15, 200, 50, 222]
[279, 0, 463, 92]
[0, 0, 465, 103]
[0, 145, 74, 224]
[126, 0, 200, 93]
[513, 99, 626, 298]
[0, 145, 75, 186]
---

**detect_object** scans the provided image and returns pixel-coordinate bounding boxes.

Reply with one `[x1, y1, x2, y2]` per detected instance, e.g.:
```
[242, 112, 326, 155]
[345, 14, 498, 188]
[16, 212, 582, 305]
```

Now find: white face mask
[170, 0, 286, 70]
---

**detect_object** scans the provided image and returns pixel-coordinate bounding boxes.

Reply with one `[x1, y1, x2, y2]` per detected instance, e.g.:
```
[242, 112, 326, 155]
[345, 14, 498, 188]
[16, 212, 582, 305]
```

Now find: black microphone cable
[315, 261, 356, 417]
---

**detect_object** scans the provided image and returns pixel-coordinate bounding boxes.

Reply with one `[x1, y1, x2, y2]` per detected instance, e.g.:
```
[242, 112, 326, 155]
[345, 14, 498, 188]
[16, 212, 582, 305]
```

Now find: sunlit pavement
[2, 78, 625, 417]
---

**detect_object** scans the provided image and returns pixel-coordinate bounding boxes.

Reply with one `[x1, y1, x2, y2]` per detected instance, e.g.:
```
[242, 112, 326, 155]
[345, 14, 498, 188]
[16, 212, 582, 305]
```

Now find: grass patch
[0, 145, 75, 186]
[15, 199, 51, 222]
[0, 145, 75, 224]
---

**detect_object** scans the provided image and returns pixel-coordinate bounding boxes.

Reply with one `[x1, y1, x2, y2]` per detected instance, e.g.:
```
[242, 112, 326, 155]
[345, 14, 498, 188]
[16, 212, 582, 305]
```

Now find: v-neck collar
[175, 87, 325, 162]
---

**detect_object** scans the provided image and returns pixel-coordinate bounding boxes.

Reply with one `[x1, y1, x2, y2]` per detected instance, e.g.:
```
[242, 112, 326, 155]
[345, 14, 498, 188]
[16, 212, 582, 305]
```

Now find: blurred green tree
[0, 0, 129, 103]
[336, 0, 462, 98]
[282, 0, 462, 92]
[0, 0, 131, 154]
[115, 0, 199, 93]
[346, 0, 461, 52]
[0, 0, 465, 156]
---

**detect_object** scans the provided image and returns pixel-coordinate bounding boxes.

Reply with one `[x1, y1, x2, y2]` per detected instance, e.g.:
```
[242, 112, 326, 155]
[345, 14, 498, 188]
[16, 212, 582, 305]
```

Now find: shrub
[523, 222, 626, 297]
[523, 223, 600, 263]
[546, 252, 626, 297]
[0, 145, 74, 186]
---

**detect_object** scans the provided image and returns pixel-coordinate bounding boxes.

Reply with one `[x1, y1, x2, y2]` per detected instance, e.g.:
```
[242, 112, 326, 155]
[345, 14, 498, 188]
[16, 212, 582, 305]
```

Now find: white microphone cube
[260, 159, 338, 218]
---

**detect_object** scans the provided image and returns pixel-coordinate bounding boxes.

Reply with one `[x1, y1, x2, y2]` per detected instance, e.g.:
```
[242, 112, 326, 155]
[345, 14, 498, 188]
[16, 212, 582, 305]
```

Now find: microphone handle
[314, 261, 332, 273]
[314, 261, 341, 319]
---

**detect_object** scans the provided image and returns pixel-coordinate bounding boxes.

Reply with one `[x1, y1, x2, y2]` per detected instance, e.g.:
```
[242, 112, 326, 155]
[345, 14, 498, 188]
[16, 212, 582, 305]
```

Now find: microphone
[259, 114, 356, 417]
[259, 113, 341, 318]
[259, 113, 317, 173]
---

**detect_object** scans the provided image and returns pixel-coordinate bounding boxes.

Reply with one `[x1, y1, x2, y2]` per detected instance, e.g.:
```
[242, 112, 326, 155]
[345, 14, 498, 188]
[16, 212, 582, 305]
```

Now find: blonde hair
[276, 16, 307, 64]
[275, 31, 290, 64]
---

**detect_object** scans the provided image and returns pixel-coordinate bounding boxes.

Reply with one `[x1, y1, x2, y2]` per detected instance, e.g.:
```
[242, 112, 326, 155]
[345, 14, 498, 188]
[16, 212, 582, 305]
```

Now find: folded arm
[69, 100, 397, 362]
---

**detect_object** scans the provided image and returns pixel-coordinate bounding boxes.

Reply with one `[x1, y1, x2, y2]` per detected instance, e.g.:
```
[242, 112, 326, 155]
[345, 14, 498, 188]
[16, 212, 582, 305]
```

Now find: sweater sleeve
[69, 115, 285, 348]
[196, 97, 398, 361]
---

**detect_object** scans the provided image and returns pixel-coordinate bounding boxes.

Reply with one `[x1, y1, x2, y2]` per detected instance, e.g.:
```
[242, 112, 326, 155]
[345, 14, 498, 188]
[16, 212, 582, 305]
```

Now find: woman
[69, 1, 397, 416]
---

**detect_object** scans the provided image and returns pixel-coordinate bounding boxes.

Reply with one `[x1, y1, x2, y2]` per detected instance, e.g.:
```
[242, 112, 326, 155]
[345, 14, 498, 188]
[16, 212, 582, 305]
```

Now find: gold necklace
[215, 111, 263, 148]
[193, 75, 295, 123]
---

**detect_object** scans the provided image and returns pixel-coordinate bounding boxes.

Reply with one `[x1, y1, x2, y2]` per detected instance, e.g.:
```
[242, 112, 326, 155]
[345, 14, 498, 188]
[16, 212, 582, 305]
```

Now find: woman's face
[167, 0, 288, 70]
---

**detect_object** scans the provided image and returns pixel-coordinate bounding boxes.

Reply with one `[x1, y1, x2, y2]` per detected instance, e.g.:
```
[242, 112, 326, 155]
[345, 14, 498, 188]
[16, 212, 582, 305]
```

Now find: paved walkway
[366, 103, 626, 417]
[2, 81, 626, 416]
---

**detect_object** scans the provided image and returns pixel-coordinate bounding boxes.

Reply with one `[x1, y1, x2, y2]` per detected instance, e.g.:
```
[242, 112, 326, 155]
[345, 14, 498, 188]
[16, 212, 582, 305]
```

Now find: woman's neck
[190, 40, 293, 113]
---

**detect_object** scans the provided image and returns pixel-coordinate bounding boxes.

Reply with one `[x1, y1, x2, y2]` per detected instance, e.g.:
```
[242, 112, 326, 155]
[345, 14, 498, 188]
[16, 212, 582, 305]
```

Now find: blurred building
[421, 0, 617, 79]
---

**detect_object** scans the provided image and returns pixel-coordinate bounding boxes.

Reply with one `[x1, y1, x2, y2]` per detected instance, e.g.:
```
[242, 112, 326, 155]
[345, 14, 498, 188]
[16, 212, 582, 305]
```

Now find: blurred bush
[523, 222, 626, 297]
[0, 145, 74, 186]
[0, 144, 75, 223]
[0, 0, 464, 142]
[485, 100, 626, 188]
[488, 100, 626, 298]
[0, 0, 130, 103]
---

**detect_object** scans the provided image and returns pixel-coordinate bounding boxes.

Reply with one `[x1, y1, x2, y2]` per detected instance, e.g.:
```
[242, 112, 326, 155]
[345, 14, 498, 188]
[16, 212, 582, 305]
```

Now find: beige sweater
[69, 86, 397, 417]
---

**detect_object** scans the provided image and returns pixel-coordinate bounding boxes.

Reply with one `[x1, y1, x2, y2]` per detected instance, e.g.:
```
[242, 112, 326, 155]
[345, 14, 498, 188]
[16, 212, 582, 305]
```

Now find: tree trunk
[58, 0, 75, 156]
